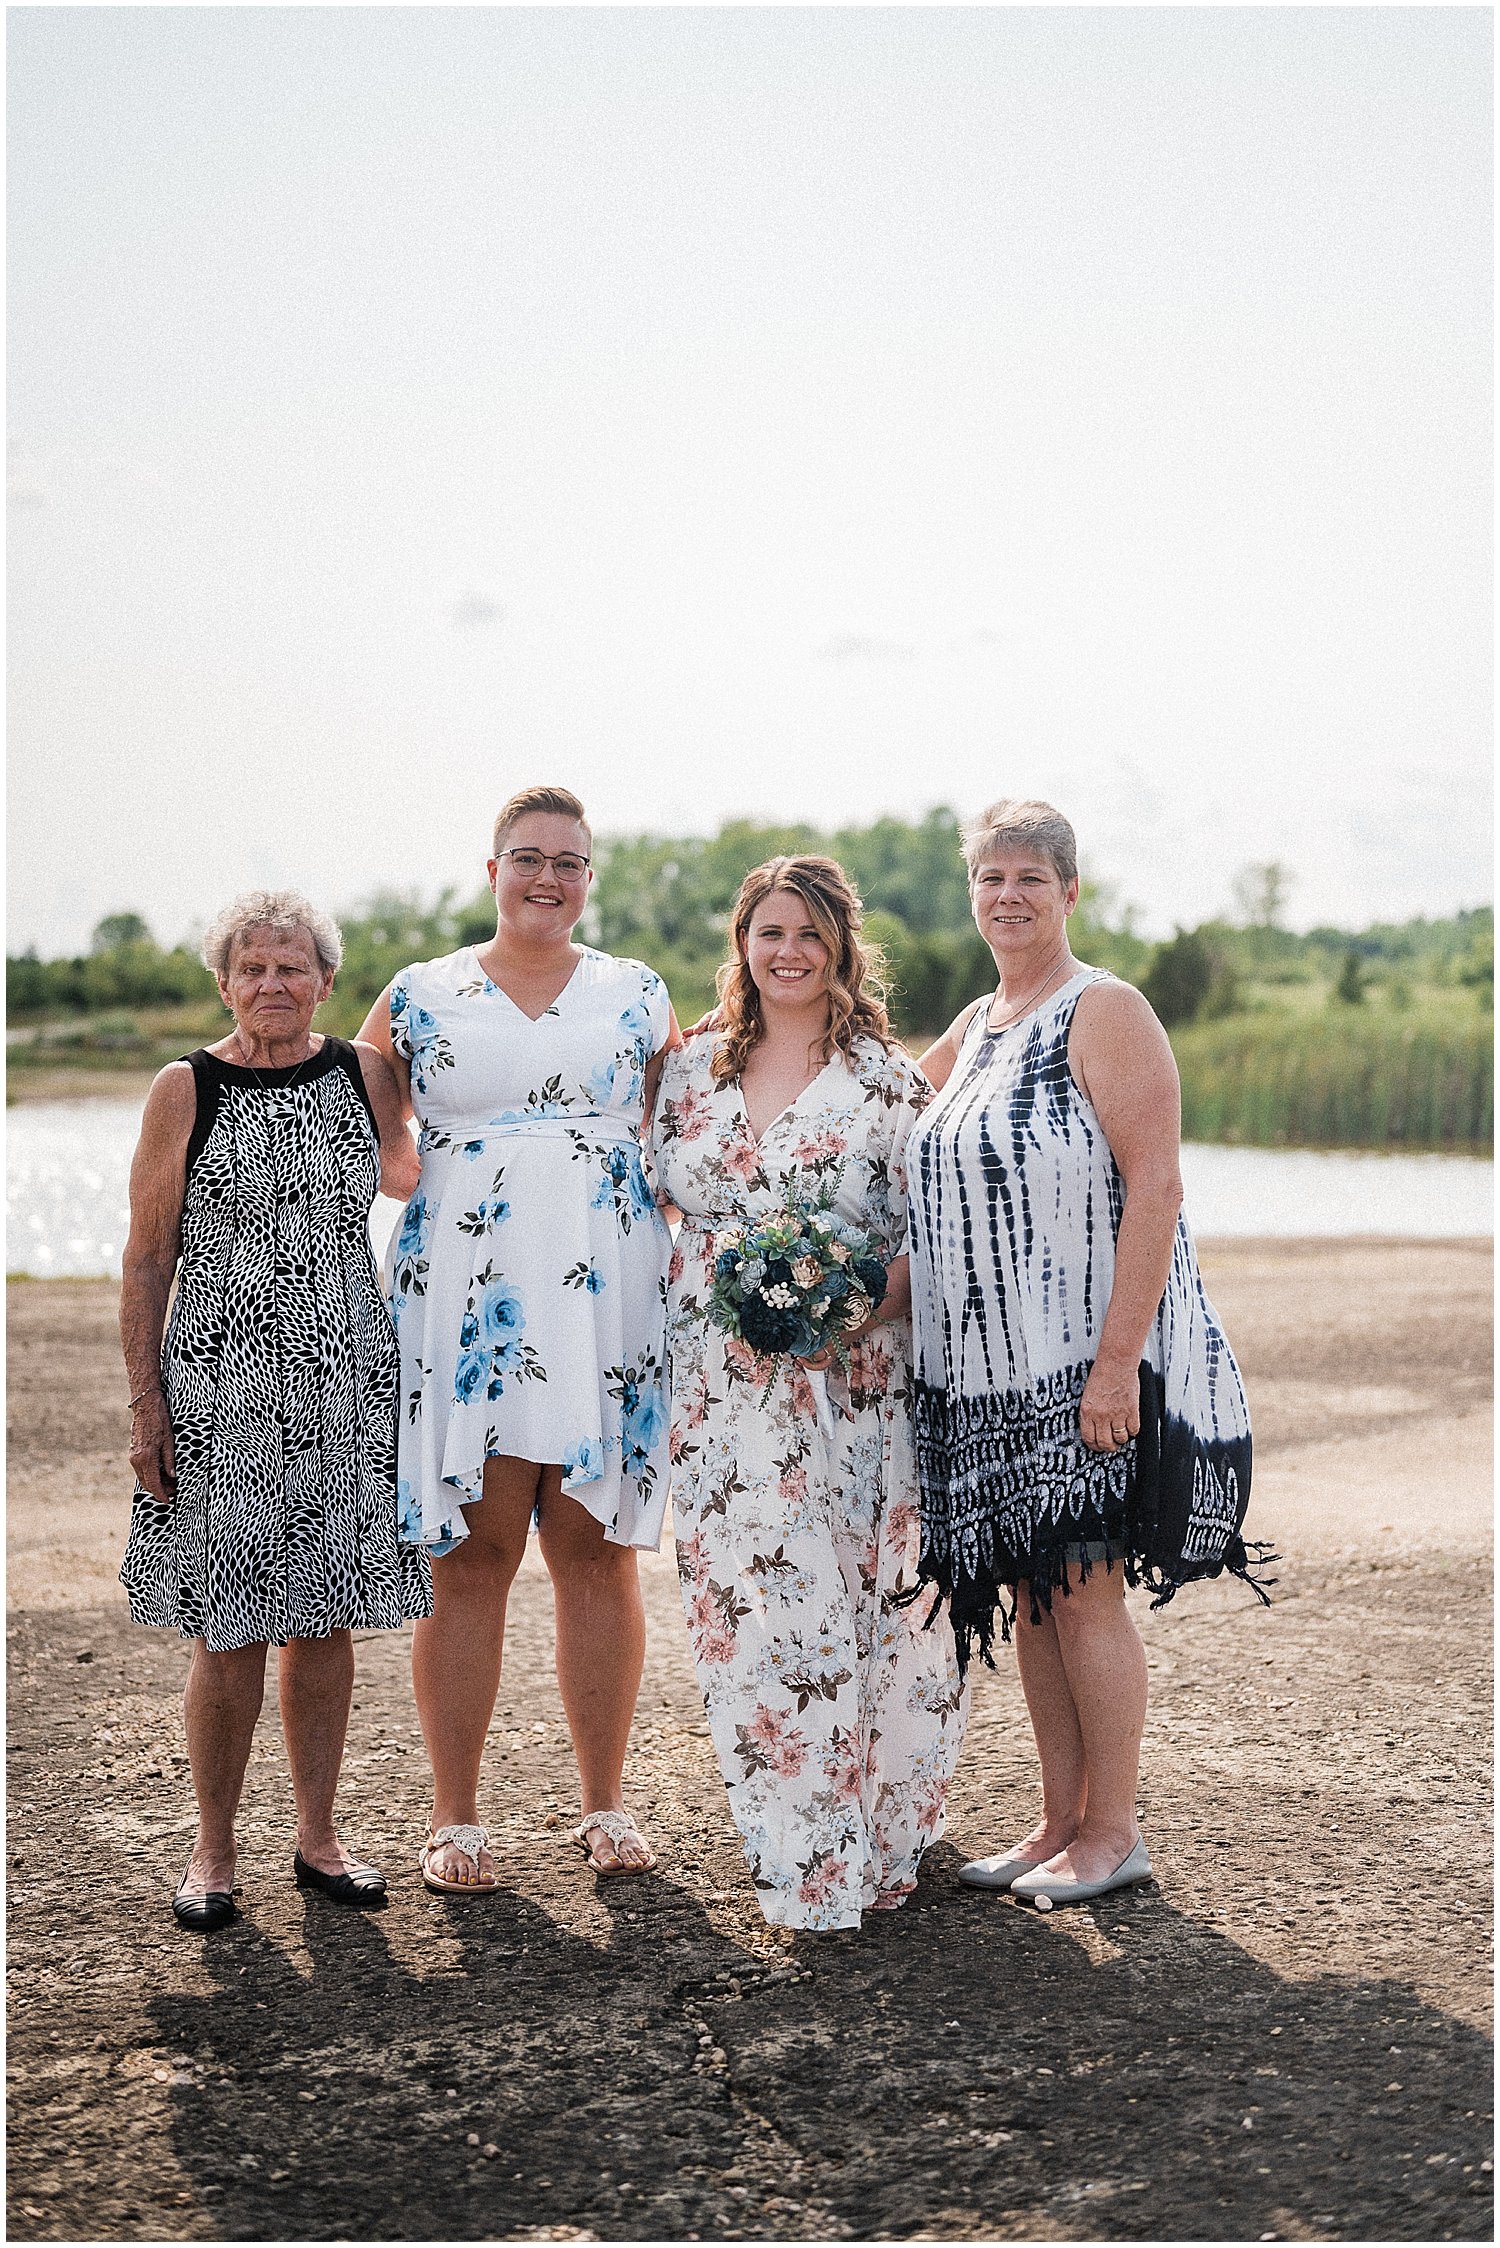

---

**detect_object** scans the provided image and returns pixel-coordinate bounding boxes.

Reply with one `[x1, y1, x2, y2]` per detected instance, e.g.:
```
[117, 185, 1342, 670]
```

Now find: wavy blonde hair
[710, 856, 894, 1087]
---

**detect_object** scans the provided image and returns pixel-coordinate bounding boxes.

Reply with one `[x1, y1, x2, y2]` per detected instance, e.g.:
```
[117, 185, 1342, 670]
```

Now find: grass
[8, 988, 1493, 1153]
[1172, 1006, 1492, 1151]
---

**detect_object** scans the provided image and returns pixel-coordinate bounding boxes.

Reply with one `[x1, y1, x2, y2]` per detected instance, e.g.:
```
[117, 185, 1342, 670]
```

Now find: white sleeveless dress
[388, 946, 673, 1555]
[906, 968, 1260, 1671]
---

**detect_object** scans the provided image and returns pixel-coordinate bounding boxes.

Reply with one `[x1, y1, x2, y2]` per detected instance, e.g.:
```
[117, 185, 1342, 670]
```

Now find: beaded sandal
[419, 1823, 499, 1895]
[571, 1810, 656, 1877]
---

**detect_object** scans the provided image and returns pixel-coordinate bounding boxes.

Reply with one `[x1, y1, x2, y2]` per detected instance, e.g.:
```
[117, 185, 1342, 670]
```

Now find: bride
[650, 855, 967, 1932]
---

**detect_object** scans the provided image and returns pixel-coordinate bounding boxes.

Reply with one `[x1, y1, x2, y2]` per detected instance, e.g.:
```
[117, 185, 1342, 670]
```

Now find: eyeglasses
[498, 848, 591, 881]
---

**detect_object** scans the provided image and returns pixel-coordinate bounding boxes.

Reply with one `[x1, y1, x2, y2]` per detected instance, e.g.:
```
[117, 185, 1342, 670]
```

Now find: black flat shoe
[172, 1874, 237, 1932]
[294, 1850, 388, 1906]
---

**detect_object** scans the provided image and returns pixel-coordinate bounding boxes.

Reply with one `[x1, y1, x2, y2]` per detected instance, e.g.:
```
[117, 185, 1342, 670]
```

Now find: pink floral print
[651, 1033, 969, 1932]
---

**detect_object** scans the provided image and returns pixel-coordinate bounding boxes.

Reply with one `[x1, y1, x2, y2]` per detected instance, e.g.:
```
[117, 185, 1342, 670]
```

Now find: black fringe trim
[908, 1366, 1273, 1677]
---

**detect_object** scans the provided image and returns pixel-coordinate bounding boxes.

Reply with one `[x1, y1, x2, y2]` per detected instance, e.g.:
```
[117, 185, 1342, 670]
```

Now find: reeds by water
[1172, 1010, 1492, 1151]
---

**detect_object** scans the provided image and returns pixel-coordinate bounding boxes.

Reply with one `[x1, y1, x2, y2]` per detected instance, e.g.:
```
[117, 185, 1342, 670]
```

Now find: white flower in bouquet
[790, 1256, 823, 1288]
[840, 1293, 872, 1331]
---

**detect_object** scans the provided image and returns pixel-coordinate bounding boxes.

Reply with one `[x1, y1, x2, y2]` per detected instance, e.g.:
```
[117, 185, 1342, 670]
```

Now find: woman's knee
[435, 1525, 526, 1599]
[539, 1500, 637, 1586]
[280, 1629, 353, 1676]
[191, 1638, 267, 1681]
[1049, 1561, 1125, 1641]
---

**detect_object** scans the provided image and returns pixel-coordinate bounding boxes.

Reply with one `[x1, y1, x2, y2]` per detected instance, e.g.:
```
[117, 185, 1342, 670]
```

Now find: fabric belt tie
[420, 1113, 642, 1149]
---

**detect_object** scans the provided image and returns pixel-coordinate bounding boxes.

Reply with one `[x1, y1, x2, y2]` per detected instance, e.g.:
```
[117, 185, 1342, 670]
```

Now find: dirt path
[6, 1243, 1493, 2242]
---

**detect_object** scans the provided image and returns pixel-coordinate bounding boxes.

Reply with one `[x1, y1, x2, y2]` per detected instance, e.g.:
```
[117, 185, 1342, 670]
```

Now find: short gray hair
[961, 798, 1078, 888]
[200, 889, 343, 978]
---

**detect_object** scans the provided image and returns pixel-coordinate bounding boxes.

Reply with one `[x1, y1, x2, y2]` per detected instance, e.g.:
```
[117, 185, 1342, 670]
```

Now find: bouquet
[707, 1188, 889, 1402]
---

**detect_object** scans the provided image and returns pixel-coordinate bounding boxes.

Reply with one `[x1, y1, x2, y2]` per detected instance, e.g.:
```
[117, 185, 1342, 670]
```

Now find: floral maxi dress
[652, 1034, 968, 1933]
[389, 947, 673, 1554]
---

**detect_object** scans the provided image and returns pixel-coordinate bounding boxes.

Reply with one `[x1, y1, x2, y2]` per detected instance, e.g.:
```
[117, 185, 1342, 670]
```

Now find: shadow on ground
[6, 1569, 1493, 2244]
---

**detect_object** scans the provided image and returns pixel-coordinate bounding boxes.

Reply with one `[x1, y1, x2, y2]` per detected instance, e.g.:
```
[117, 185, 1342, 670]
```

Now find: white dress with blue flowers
[388, 947, 673, 1554]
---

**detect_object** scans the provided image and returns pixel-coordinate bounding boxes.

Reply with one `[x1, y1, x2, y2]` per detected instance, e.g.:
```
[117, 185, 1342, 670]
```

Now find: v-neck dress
[651, 1032, 967, 1933]
[388, 946, 673, 1554]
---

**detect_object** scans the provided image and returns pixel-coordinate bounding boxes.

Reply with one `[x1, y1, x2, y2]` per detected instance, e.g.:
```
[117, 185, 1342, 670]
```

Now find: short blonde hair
[200, 890, 342, 978]
[492, 786, 591, 857]
[961, 798, 1078, 888]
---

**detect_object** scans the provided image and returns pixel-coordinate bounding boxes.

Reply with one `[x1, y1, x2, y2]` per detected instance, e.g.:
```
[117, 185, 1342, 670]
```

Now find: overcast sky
[8, 5, 1492, 956]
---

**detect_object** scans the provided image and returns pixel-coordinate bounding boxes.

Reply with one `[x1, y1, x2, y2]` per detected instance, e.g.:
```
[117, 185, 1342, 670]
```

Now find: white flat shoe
[1010, 1836, 1154, 1909]
[957, 1850, 1050, 1891]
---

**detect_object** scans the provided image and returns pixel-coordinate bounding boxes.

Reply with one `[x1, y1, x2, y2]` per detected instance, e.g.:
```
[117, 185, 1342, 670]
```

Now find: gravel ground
[6, 1242, 1493, 2243]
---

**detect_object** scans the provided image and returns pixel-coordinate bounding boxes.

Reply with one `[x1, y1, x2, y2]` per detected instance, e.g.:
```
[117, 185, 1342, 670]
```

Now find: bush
[1143, 929, 1215, 1028]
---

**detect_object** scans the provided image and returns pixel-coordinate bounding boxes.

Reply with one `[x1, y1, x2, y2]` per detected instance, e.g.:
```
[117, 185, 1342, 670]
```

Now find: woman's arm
[120, 1064, 196, 1502]
[355, 981, 413, 1123]
[916, 996, 987, 1090]
[354, 1039, 421, 1201]
[642, 1005, 685, 1126]
[1068, 982, 1185, 1453]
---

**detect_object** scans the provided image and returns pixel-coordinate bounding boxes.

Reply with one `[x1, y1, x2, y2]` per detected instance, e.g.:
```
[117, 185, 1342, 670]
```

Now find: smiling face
[218, 924, 332, 1045]
[486, 812, 594, 940]
[743, 888, 833, 1014]
[970, 849, 1079, 962]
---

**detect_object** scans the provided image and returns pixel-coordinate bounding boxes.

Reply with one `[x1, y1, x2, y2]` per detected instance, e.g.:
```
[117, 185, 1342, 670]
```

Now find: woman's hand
[130, 1392, 177, 1502]
[1079, 1356, 1142, 1453]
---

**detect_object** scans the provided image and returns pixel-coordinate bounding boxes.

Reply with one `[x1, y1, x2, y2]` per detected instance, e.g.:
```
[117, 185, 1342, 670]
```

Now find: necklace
[234, 1030, 317, 1097]
[986, 945, 1075, 1034]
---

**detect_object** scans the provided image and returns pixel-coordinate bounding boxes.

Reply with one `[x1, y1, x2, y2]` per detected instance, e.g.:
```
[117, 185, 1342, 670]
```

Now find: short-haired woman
[359, 787, 681, 1889]
[120, 891, 430, 1929]
[651, 857, 966, 1933]
[907, 800, 1263, 1907]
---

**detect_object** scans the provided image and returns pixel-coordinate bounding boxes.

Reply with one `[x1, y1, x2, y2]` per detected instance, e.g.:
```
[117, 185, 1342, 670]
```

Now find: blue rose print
[563, 1435, 605, 1486]
[397, 1192, 428, 1257]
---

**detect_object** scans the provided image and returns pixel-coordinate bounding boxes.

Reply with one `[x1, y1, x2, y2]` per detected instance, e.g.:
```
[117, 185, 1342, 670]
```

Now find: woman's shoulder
[580, 947, 669, 998]
[1067, 970, 1173, 1066]
[659, 1024, 718, 1089]
[394, 946, 477, 1001]
[848, 1033, 931, 1103]
[1067, 967, 1153, 1030]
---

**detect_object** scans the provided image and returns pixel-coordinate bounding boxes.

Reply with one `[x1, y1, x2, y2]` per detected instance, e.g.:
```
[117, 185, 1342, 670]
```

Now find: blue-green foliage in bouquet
[707, 1184, 888, 1388]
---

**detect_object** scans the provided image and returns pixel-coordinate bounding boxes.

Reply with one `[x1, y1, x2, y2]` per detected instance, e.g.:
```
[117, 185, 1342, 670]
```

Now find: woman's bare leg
[279, 1630, 359, 1874]
[181, 1638, 267, 1892]
[1041, 1561, 1148, 1882]
[411, 1457, 535, 1883]
[537, 1481, 651, 1871]
[1004, 1590, 1088, 1862]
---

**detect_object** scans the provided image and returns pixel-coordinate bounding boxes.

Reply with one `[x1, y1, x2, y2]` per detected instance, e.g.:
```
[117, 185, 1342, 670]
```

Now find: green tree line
[6, 814, 1492, 1148]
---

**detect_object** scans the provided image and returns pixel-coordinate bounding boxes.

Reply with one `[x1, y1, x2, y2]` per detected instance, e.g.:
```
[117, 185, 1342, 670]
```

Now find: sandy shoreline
[10, 1239, 1491, 1614]
[7, 1240, 1493, 2242]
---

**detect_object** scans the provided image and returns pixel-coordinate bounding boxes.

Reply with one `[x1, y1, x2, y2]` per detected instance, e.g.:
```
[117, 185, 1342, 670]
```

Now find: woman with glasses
[359, 787, 680, 1890]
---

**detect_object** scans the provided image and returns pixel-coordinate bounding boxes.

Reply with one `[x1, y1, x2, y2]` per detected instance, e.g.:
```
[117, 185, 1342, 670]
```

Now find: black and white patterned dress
[120, 1040, 433, 1652]
[907, 969, 1261, 1672]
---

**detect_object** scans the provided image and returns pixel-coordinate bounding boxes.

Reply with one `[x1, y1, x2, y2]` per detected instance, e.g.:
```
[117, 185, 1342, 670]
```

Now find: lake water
[5, 1095, 1491, 1279]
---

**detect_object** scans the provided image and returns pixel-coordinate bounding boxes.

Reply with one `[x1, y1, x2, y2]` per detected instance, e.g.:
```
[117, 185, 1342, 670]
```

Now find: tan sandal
[419, 1823, 499, 1895]
[572, 1810, 656, 1877]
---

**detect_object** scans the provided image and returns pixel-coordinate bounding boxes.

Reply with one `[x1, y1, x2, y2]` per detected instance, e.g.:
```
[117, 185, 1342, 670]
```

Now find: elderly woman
[906, 799, 1263, 1908]
[358, 786, 680, 1892]
[652, 856, 966, 1932]
[120, 890, 430, 1930]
